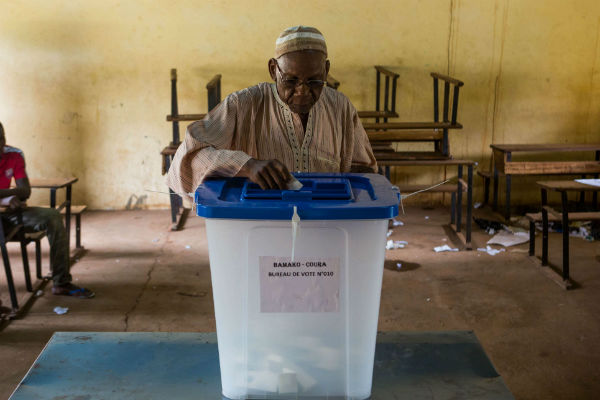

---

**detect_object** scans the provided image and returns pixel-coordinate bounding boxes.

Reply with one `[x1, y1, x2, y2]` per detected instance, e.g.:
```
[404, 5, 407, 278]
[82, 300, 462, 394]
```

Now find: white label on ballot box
[259, 256, 340, 313]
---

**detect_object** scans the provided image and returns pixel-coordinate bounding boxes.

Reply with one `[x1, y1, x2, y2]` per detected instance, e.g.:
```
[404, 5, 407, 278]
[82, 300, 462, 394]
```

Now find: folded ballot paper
[287, 176, 304, 190]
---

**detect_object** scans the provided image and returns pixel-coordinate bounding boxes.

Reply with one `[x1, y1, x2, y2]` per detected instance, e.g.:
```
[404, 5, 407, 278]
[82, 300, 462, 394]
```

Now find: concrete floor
[0, 208, 599, 399]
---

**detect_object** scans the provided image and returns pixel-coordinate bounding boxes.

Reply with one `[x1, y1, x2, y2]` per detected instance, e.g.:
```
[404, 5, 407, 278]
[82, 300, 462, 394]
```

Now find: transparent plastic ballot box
[195, 173, 400, 399]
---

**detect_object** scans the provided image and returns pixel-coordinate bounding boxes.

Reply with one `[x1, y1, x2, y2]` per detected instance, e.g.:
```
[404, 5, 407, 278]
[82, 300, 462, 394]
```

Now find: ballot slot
[241, 177, 353, 201]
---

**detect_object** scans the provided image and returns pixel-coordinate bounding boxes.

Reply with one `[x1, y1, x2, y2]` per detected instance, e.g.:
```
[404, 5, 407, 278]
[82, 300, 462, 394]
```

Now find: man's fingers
[259, 170, 277, 189]
[266, 165, 287, 189]
[270, 162, 293, 187]
[254, 174, 268, 190]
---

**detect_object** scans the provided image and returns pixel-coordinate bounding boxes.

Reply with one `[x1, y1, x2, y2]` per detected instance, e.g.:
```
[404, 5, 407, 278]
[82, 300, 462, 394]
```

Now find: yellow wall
[1, 0, 599, 209]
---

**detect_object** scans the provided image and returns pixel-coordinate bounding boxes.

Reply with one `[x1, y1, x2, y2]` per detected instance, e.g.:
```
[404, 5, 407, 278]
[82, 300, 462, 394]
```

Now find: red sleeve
[13, 152, 28, 180]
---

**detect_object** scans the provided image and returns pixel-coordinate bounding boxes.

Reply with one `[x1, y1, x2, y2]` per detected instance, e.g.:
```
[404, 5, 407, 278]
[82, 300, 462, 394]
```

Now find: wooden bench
[528, 180, 600, 289]
[482, 143, 600, 220]
[382, 159, 475, 249]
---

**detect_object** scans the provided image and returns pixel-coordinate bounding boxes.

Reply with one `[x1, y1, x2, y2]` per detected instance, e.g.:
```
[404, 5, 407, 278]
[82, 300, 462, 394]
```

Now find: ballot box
[195, 173, 399, 399]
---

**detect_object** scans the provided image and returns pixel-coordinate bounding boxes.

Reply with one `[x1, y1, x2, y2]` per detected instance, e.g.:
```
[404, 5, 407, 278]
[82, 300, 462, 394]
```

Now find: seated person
[167, 25, 377, 195]
[0, 122, 94, 298]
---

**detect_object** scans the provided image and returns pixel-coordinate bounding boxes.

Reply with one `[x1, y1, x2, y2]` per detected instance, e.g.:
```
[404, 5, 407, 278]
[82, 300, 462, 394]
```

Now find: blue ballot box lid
[195, 173, 400, 220]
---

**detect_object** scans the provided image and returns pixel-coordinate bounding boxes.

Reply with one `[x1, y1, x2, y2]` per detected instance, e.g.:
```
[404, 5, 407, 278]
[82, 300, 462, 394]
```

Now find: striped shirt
[166, 82, 377, 196]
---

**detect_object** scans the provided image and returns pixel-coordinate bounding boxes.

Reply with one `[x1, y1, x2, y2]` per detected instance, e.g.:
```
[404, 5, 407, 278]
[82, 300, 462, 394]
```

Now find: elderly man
[167, 26, 376, 195]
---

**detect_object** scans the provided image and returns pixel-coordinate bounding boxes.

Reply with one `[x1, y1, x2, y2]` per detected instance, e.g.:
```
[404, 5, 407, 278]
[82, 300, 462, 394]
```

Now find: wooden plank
[543, 206, 562, 219]
[371, 145, 395, 152]
[525, 212, 561, 222]
[374, 151, 450, 160]
[477, 170, 491, 178]
[161, 145, 179, 156]
[528, 256, 573, 290]
[358, 110, 399, 118]
[430, 72, 464, 87]
[367, 131, 443, 141]
[363, 121, 462, 130]
[29, 178, 78, 188]
[40, 205, 88, 214]
[537, 180, 600, 191]
[504, 161, 600, 175]
[491, 143, 600, 152]
[60, 205, 87, 215]
[538, 208, 600, 221]
[166, 114, 206, 122]
[377, 159, 476, 166]
[206, 74, 222, 90]
[448, 224, 472, 250]
[398, 183, 467, 193]
[374, 65, 399, 78]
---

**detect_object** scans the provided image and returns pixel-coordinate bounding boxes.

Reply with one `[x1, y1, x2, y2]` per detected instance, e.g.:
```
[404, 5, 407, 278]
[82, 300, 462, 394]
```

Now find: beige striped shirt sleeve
[166, 94, 251, 197]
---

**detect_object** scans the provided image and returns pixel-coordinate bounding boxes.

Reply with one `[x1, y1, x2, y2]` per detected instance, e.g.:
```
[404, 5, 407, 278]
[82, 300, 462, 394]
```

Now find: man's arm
[0, 177, 30, 209]
[166, 92, 291, 195]
[0, 177, 30, 200]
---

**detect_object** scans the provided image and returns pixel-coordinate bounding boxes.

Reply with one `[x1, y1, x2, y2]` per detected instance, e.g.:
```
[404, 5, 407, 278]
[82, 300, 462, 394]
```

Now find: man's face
[269, 50, 330, 114]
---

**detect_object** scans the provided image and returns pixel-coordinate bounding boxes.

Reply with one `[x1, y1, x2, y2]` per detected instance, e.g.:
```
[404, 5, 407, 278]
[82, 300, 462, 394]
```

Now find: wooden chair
[162, 70, 222, 230]
[358, 66, 399, 121]
[1, 209, 33, 314]
[364, 72, 464, 160]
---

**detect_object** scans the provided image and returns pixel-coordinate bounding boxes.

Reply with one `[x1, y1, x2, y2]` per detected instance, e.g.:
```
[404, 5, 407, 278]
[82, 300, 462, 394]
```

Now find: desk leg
[456, 165, 463, 233]
[450, 193, 456, 225]
[493, 166, 499, 212]
[505, 174, 511, 220]
[65, 185, 72, 252]
[466, 165, 473, 247]
[528, 220, 535, 256]
[541, 189, 549, 266]
[504, 152, 512, 220]
[561, 191, 570, 281]
[50, 189, 57, 208]
[164, 155, 178, 225]
[483, 175, 490, 205]
[170, 190, 179, 224]
[594, 151, 599, 207]
[578, 175, 586, 207]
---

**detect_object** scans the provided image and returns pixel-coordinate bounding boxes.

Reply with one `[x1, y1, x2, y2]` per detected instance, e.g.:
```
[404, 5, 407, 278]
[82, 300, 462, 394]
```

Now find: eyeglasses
[276, 63, 326, 90]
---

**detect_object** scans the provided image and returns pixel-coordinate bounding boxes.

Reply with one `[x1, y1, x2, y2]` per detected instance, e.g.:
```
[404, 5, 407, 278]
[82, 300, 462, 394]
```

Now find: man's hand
[238, 158, 293, 190]
[0, 195, 24, 210]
